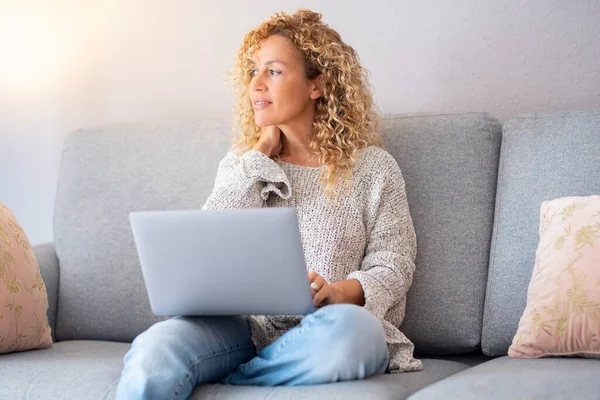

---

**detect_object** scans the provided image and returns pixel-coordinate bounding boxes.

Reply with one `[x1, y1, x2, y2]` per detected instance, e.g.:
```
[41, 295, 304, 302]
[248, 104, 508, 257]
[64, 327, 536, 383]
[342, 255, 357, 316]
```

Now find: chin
[254, 118, 268, 128]
[254, 114, 280, 128]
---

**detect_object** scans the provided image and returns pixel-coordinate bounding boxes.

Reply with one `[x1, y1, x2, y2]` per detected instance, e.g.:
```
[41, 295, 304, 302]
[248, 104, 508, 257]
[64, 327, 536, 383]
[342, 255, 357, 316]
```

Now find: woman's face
[248, 35, 321, 128]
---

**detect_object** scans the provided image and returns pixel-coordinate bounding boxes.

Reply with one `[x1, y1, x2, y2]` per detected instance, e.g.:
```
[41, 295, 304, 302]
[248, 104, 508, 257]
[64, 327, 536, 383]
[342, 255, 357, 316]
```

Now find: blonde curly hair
[232, 9, 382, 195]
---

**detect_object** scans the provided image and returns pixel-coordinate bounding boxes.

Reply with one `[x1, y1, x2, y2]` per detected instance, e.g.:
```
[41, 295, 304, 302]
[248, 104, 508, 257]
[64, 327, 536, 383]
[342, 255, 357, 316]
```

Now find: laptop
[129, 207, 315, 316]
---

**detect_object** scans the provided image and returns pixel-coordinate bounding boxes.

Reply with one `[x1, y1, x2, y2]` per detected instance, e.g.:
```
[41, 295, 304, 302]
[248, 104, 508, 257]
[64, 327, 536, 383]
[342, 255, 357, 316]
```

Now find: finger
[308, 272, 329, 297]
[275, 128, 283, 155]
[310, 280, 325, 297]
[308, 271, 320, 298]
[313, 285, 331, 308]
[308, 271, 320, 287]
[310, 278, 328, 297]
[309, 274, 327, 288]
[308, 272, 318, 296]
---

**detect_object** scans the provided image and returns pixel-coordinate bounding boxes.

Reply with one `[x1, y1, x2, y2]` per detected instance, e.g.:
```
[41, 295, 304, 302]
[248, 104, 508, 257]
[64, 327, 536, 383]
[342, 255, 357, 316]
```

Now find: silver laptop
[129, 207, 315, 316]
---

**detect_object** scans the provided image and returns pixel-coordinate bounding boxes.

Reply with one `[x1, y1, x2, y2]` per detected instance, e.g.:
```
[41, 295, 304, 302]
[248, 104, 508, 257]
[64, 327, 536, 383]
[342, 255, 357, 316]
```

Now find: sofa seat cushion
[0, 340, 487, 400]
[408, 356, 600, 400]
[0, 340, 128, 399]
[193, 355, 489, 400]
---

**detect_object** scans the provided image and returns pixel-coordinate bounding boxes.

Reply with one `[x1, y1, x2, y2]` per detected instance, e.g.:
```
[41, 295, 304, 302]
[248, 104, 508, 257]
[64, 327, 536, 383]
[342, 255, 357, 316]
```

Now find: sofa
[2, 110, 599, 399]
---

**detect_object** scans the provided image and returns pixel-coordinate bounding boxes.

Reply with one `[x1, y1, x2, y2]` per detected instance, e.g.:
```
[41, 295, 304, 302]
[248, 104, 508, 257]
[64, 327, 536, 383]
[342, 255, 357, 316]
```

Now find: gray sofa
[2, 110, 599, 399]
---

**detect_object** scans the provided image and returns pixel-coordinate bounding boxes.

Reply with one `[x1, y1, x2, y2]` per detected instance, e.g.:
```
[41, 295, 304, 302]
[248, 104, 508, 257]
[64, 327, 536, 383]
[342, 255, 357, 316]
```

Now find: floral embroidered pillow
[509, 195, 600, 358]
[0, 201, 52, 353]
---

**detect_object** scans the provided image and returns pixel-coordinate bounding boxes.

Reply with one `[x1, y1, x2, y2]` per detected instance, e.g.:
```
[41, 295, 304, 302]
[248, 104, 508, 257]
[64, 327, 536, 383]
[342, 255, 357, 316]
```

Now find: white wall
[1, 0, 599, 245]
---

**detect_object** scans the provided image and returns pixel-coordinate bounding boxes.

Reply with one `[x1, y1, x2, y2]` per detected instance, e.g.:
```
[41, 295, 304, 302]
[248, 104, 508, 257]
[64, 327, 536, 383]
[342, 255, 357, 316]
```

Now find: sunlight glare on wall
[0, 9, 66, 94]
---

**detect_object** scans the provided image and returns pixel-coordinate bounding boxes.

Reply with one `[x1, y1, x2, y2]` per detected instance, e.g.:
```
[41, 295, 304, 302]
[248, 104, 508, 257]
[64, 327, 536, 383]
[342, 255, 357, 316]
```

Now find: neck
[277, 105, 316, 161]
[279, 127, 312, 157]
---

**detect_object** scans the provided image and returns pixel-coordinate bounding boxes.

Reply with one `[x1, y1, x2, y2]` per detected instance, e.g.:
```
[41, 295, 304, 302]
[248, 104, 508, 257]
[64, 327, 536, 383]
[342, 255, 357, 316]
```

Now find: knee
[313, 304, 385, 343]
[297, 305, 388, 382]
[312, 304, 387, 359]
[129, 319, 174, 351]
[123, 319, 189, 378]
[118, 320, 194, 399]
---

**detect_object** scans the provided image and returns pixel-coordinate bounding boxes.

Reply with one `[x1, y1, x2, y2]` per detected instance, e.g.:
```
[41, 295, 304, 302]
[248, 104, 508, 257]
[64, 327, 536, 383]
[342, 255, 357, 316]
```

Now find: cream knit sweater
[201, 146, 423, 372]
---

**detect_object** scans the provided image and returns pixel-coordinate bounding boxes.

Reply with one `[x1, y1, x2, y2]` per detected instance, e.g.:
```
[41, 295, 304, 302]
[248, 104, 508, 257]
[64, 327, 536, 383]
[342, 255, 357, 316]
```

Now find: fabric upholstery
[53, 122, 234, 341]
[509, 195, 600, 358]
[194, 356, 488, 400]
[0, 340, 487, 400]
[0, 201, 52, 353]
[408, 356, 600, 400]
[193, 355, 487, 400]
[0, 340, 128, 399]
[382, 113, 502, 354]
[5, 111, 598, 398]
[32, 244, 59, 343]
[52, 114, 503, 352]
[483, 110, 600, 356]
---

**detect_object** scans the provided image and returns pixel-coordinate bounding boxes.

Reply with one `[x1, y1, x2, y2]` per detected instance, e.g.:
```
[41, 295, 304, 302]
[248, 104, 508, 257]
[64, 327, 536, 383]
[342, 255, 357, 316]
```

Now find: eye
[249, 69, 258, 77]
[269, 69, 281, 76]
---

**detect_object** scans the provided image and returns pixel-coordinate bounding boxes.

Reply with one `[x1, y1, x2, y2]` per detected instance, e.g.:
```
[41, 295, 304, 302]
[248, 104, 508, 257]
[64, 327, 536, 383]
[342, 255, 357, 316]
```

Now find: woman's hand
[308, 271, 365, 308]
[252, 126, 282, 158]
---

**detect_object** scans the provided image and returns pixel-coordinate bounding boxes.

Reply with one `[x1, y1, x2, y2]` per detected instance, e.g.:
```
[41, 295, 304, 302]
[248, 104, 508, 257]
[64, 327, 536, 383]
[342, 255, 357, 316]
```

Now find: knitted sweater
[201, 146, 423, 372]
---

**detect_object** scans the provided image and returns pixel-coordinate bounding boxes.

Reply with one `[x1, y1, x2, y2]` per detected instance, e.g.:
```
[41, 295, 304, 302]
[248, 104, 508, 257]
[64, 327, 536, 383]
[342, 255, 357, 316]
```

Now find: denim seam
[266, 310, 335, 360]
[172, 372, 192, 400]
[171, 340, 255, 399]
[239, 309, 340, 374]
[240, 324, 308, 372]
[273, 325, 307, 358]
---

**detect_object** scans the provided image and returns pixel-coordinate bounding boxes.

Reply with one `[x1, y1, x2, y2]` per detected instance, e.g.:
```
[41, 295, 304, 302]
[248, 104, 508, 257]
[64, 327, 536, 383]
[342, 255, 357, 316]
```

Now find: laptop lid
[129, 207, 315, 316]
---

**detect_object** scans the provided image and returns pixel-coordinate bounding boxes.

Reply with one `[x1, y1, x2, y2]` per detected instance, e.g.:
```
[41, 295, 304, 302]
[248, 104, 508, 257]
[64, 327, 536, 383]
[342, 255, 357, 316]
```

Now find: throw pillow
[0, 201, 52, 353]
[509, 195, 600, 358]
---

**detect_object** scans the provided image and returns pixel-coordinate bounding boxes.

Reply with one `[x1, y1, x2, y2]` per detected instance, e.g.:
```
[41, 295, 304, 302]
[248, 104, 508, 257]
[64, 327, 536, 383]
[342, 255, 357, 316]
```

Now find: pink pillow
[509, 195, 600, 358]
[0, 202, 53, 354]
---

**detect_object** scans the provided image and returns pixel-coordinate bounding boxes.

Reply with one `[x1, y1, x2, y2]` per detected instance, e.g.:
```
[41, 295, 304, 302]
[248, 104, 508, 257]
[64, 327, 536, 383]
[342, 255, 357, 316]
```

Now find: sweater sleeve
[346, 158, 417, 320]
[201, 150, 292, 210]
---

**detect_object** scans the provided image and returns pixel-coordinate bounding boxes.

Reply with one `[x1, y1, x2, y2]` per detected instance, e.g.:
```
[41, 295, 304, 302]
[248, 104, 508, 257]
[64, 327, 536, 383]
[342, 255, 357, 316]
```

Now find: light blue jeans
[116, 304, 389, 399]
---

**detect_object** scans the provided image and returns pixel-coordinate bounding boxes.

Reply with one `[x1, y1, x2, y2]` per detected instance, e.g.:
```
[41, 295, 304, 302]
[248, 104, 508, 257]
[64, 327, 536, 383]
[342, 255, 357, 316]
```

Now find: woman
[117, 9, 422, 399]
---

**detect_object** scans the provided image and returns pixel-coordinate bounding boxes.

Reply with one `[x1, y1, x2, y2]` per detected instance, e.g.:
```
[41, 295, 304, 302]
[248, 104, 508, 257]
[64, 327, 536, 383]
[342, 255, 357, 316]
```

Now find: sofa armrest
[33, 243, 59, 342]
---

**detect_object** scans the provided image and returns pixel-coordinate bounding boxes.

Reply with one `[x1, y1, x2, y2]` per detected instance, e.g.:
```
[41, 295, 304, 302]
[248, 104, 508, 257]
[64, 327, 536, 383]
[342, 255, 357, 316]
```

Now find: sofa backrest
[384, 114, 502, 355]
[54, 122, 234, 341]
[482, 110, 600, 355]
[53, 114, 503, 352]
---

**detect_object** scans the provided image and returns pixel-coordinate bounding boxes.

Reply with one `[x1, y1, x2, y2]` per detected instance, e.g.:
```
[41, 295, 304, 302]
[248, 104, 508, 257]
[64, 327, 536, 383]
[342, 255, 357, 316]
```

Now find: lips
[253, 100, 272, 110]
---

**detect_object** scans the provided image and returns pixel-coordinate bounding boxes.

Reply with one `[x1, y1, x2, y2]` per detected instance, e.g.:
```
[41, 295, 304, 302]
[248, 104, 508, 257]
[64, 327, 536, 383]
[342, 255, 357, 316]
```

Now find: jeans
[116, 304, 389, 400]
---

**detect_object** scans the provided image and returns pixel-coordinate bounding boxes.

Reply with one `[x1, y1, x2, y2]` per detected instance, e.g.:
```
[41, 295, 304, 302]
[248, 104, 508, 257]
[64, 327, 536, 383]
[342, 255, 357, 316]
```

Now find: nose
[249, 71, 266, 92]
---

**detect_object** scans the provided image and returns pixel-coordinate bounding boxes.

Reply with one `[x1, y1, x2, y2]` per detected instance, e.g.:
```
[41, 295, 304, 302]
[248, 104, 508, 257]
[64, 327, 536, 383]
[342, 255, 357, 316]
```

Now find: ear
[309, 74, 325, 100]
